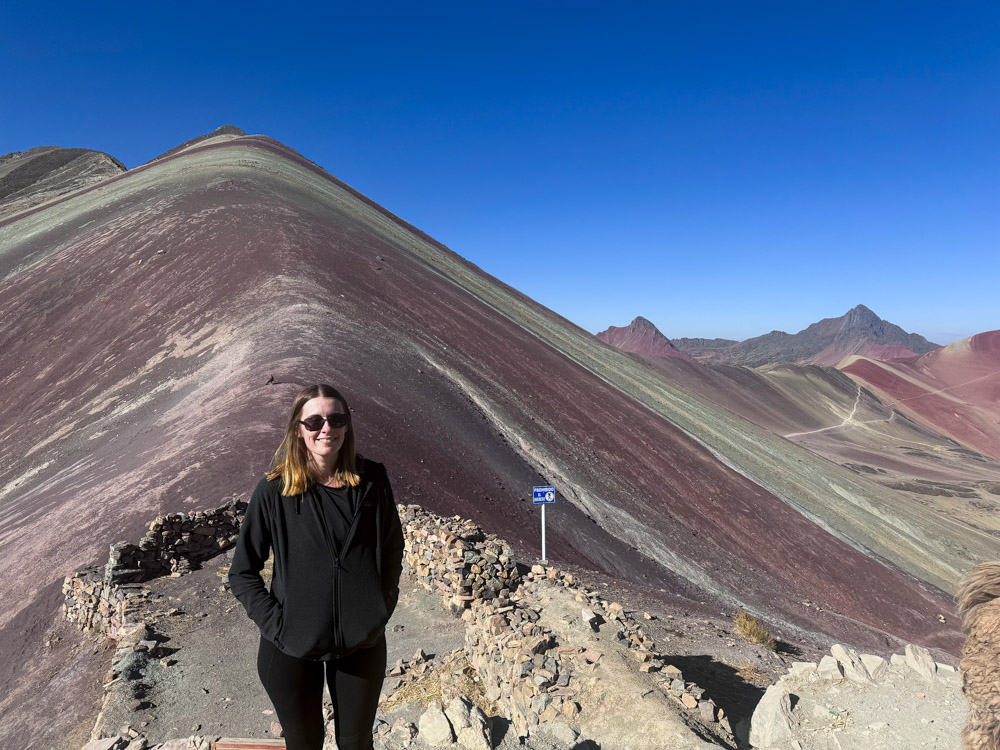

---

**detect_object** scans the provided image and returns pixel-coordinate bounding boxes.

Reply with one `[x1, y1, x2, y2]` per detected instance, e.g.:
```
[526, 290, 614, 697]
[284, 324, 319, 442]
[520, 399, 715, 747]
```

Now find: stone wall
[398, 505, 520, 614]
[460, 564, 728, 742]
[62, 501, 246, 639]
[397, 506, 728, 743]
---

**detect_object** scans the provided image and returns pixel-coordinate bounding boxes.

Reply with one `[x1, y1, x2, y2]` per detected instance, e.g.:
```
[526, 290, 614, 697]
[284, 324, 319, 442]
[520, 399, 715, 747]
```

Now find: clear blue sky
[3, 2, 997, 344]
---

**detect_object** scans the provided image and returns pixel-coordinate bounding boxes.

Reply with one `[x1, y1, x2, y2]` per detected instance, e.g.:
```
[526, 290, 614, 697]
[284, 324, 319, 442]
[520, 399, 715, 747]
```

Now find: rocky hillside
[841, 329, 1000, 461]
[672, 305, 939, 367]
[0, 145, 125, 220]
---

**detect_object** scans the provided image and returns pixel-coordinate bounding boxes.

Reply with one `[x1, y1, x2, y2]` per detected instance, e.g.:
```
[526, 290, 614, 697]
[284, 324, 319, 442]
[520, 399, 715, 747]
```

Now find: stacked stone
[398, 505, 519, 614]
[62, 566, 106, 632]
[62, 499, 247, 639]
[461, 584, 570, 738]
[525, 565, 731, 738]
[115, 502, 245, 580]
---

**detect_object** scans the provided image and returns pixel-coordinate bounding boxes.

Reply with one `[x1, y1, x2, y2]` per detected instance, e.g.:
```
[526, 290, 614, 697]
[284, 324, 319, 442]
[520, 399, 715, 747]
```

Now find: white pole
[541, 503, 547, 563]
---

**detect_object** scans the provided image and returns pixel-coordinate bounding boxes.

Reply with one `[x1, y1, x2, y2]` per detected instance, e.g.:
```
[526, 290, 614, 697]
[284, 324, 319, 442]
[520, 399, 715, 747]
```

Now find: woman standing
[229, 384, 405, 750]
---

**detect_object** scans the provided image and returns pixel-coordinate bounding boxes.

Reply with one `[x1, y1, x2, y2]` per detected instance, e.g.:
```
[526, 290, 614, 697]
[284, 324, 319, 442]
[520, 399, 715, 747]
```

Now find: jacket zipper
[335, 481, 373, 649]
[313, 481, 375, 651]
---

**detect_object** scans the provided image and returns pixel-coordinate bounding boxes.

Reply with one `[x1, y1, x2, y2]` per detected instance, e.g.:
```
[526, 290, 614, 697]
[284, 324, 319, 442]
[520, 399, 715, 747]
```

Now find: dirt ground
[93, 550, 468, 743]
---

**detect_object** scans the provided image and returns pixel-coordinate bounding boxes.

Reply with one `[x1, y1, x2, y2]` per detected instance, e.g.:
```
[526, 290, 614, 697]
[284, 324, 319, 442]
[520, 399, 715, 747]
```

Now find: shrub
[734, 608, 777, 651]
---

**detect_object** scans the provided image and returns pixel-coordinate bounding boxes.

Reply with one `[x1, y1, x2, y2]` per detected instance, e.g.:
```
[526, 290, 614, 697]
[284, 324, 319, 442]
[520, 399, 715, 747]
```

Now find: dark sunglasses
[299, 413, 350, 431]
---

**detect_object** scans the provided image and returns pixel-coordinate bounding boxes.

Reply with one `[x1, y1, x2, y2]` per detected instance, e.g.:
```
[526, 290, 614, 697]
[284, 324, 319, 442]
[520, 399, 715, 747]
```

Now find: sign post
[532, 485, 556, 562]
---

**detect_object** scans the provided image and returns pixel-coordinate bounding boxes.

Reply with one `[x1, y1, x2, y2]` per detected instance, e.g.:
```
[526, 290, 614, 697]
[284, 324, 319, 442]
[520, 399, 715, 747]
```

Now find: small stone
[418, 701, 455, 746]
[749, 684, 794, 747]
[270, 720, 283, 737]
[662, 664, 682, 679]
[860, 653, 888, 682]
[543, 722, 579, 745]
[817, 655, 844, 681]
[905, 643, 937, 680]
[788, 662, 817, 677]
[831, 644, 873, 684]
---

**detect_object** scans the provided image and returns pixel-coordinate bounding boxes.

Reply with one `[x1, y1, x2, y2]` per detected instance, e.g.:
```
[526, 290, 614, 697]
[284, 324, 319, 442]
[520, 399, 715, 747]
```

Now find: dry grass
[732, 661, 772, 687]
[217, 556, 273, 581]
[380, 653, 498, 718]
[734, 609, 777, 651]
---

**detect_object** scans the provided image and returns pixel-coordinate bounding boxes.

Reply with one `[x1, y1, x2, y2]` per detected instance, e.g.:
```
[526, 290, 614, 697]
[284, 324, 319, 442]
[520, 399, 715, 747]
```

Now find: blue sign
[533, 485, 556, 504]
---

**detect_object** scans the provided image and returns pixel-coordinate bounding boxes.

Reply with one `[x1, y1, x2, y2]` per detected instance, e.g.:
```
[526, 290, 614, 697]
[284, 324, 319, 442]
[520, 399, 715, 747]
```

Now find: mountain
[151, 123, 246, 161]
[596, 316, 691, 360]
[840, 330, 1000, 461]
[598, 330, 1000, 529]
[0, 145, 126, 220]
[0, 129, 992, 746]
[672, 305, 939, 367]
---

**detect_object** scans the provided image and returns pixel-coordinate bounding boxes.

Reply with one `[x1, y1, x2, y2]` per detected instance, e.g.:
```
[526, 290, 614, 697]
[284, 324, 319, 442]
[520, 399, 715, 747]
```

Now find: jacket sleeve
[228, 479, 283, 642]
[380, 469, 405, 615]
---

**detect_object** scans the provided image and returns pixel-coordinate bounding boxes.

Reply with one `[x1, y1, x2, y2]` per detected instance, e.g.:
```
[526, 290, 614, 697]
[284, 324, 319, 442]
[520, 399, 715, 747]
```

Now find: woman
[229, 384, 405, 750]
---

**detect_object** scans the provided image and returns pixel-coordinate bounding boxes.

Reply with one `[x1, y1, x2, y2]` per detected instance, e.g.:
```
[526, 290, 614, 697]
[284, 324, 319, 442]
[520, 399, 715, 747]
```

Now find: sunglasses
[299, 413, 350, 431]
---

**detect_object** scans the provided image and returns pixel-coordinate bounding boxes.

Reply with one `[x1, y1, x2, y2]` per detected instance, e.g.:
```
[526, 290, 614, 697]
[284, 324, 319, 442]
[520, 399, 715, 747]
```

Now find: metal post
[541, 503, 547, 563]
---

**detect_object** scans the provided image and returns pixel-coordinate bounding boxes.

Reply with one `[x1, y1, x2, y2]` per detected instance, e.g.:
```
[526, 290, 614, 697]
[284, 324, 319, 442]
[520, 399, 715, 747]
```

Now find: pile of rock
[111, 503, 244, 582]
[413, 697, 492, 750]
[749, 642, 963, 749]
[399, 505, 519, 614]
[459, 562, 730, 745]
[62, 500, 246, 639]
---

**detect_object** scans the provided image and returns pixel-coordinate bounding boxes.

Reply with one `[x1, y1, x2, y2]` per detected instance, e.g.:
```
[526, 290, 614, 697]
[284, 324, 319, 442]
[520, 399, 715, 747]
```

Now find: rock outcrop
[749, 642, 963, 749]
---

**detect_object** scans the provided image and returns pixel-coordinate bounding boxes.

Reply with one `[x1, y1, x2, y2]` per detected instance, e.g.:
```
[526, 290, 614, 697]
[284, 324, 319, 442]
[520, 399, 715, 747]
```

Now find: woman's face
[298, 396, 349, 466]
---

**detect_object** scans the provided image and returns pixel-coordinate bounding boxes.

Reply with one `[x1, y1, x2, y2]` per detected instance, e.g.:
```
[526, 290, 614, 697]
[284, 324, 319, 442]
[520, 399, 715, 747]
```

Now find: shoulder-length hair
[266, 384, 361, 496]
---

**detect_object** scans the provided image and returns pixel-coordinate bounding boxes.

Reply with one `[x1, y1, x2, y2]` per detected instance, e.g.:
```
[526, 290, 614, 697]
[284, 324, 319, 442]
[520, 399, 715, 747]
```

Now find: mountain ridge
[671, 304, 939, 367]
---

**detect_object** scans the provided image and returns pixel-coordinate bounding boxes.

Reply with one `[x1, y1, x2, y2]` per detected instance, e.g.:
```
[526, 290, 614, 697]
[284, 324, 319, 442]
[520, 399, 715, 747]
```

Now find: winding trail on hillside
[783, 386, 897, 439]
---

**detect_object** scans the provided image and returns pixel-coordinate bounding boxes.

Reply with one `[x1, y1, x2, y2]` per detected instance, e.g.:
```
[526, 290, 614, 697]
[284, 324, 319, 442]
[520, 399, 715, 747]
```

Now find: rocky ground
[70, 540, 974, 750]
[79, 548, 817, 750]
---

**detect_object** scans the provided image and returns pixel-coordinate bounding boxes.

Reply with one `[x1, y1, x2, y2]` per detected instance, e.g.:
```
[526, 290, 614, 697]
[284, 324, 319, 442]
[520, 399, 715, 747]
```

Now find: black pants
[257, 635, 387, 750]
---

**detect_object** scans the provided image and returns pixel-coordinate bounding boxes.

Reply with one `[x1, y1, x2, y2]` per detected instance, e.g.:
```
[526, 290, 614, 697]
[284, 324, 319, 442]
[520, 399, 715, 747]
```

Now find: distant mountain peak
[672, 306, 939, 367]
[843, 304, 881, 328]
[597, 317, 691, 361]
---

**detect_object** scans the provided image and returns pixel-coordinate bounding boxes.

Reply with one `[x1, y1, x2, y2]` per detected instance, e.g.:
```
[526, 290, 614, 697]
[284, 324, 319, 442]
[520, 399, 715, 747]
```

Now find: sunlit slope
[0, 134, 986, 671]
[625, 353, 1000, 547]
[840, 331, 1000, 462]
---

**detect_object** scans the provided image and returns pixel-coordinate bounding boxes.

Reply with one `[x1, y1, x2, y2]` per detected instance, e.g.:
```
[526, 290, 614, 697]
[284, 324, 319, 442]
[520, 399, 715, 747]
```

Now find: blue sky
[2, 2, 997, 344]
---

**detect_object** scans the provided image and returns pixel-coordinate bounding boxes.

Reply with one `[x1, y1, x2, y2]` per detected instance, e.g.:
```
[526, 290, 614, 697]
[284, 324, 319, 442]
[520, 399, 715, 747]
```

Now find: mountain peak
[152, 125, 248, 162]
[673, 306, 939, 367]
[597, 318, 691, 361]
[843, 304, 881, 328]
[629, 316, 658, 332]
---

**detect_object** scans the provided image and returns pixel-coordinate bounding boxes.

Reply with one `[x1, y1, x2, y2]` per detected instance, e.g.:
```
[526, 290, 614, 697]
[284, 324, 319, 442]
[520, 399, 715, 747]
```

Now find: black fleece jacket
[228, 458, 405, 660]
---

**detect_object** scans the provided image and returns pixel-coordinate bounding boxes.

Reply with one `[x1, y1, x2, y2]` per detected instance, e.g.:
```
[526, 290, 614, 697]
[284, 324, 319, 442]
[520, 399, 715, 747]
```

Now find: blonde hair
[266, 384, 361, 495]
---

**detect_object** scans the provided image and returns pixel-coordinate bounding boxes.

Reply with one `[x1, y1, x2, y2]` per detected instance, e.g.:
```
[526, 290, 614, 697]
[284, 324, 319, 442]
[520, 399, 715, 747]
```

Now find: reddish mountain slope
[0, 132, 986, 746]
[673, 305, 937, 367]
[840, 331, 1000, 461]
[596, 316, 691, 360]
